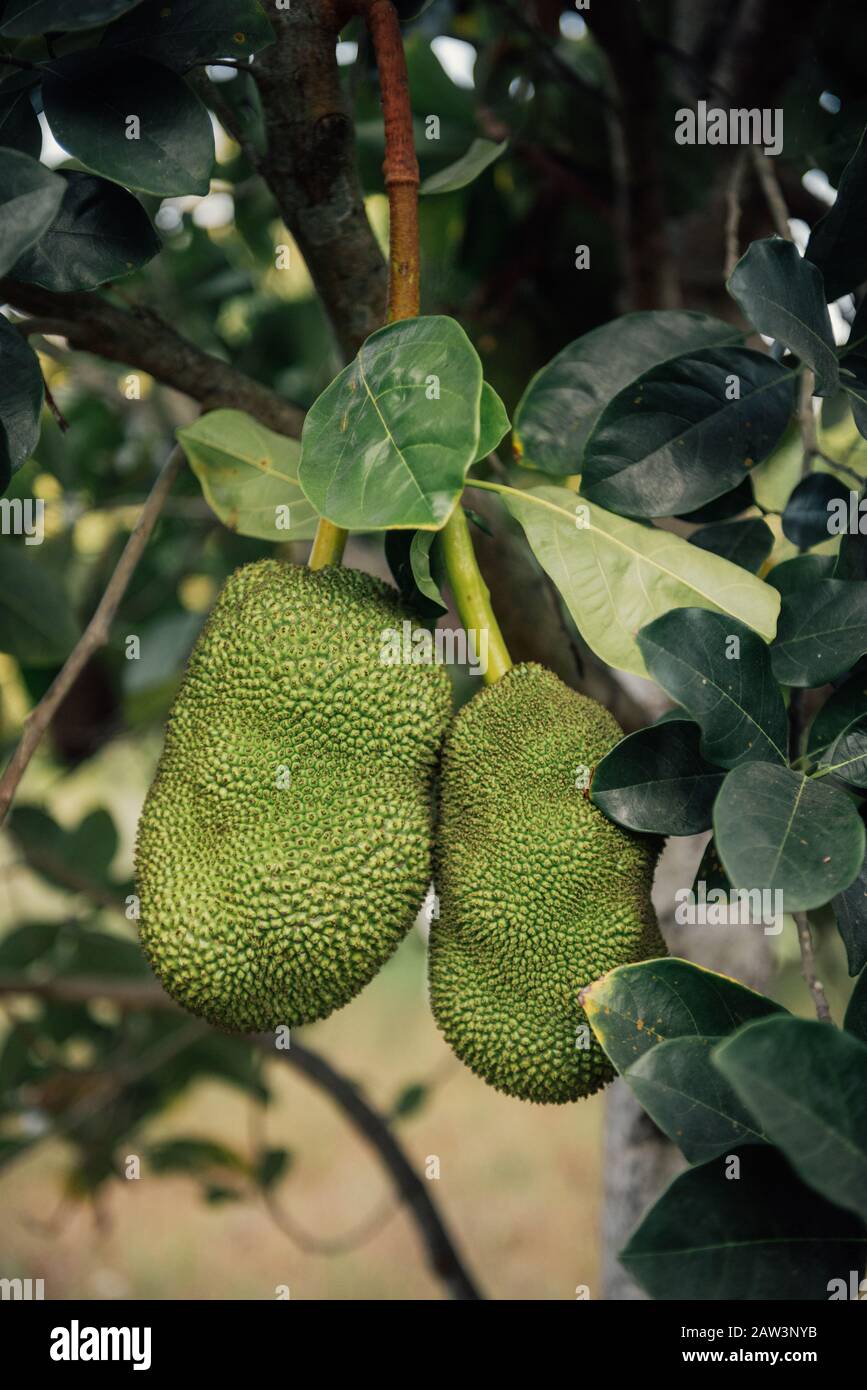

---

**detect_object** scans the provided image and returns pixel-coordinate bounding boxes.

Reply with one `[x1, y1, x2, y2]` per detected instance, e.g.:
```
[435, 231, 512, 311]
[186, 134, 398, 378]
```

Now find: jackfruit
[136, 559, 452, 1032]
[429, 663, 665, 1103]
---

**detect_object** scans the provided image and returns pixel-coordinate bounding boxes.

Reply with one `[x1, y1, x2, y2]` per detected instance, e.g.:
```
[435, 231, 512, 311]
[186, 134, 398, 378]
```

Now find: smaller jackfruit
[136, 560, 452, 1033]
[429, 663, 665, 1103]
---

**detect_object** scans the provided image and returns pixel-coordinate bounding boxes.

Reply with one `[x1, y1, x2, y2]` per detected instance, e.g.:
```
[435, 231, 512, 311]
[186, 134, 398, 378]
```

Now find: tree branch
[0, 971, 483, 1299]
[0, 444, 185, 827]
[1, 281, 305, 439]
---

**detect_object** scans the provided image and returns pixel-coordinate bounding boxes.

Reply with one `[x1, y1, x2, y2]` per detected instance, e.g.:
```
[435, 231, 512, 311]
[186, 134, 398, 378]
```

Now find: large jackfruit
[136, 559, 452, 1032]
[429, 663, 665, 1103]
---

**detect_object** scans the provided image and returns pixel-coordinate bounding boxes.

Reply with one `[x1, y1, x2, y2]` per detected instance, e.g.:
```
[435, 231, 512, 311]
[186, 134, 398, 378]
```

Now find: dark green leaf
[475, 382, 509, 461]
[817, 719, 867, 786]
[255, 1146, 291, 1189]
[844, 968, 867, 1043]
[767, 552, 835, 595]
[806, 126, 867, 301]
[840, 355, 867, 440]
[0, 0, 144, 34]
[177, 409, 315, 541]
[637, 608, 788, 767]
[148, 1136, 248, 1175]
[9, 171, 160, 292]
[409, 530, 446, 611]
[621, 1147, 867, 1300]
[713, 761, 866, 910]
[299, 316, 483, 530]
[0, 547, 79, 664]
[100, 0, 274, 70]
[0, 74, 42, 159]
[625, 1036, 767, 1164]
[714, 1015, 867, 1223]
[678, 475, 754, 523]
[582, 957, 784, 1074]
[688, 518, 774, 573]
[420, 137, 507, 194]
[42, 54, 214, 197]
[833, 481, 867, 580]
[771, 578, 867, 685]
[582, 348, 795, 517]
[0, 148, 64, 277]
[832, 847, 867, 976]
[782, 472, 851, 548]
[807, 672, 867, 761]
[512, 310, 742, 475]
[391, 1082, 429, 1119]
[8, 804, 119, 892]
[0, 316, 44, 488]
[383, 529, 446, 619]
[727, 237, 839, 394]
[0, 923, 60, 970]
[591, 719, 724, 835]
[692, 836, 730, 898]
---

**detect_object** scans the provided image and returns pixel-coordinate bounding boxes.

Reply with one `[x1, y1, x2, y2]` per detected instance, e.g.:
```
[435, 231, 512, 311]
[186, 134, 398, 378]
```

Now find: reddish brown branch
[366, 0, 420, 321]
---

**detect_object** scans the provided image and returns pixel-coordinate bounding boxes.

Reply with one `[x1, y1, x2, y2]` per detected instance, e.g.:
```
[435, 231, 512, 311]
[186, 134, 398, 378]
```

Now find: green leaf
[9, 171, 161, 292]
[256, 1146, 292, 1189]
[474, 382, 509, 461]
[420, 137, 507, 194]
[817, 719, 867, 786]
[771, 578, 867, 686]
[0, 74, 42, 159]
[620, 1147, 867, 1301]
[727, 237, 839, 395]
[391, 1082, 429, 1119]
[0, 548, 79, 664]
[679, 476, 754, 523]
[177, 409, 316, 541]
[832, 847, 867, 977]
[591, 719, 724, 835]
[299, 316, 482, 530]
[688, 518, 774, 573]
[637, 609, 788, 768]
[0, 0, 144, 34]
[806, 125, 867, 301]
[582, 957, 784, 1075]
[0, 922, 61, 970]
[512, 310, 741, 475]
[0, 148, 64, 278]
[767, 552, 835, 595]
[42, 54, 214, 197]
[99, 0, 275, 70]
[714, 1015, 867, 1224]
[713, 761, 865, 911]
[782, 473, 850, 549]
[383, 529, 446, 618]
[409, 530, 446, 610]
[0, 313, 44, 488]
[147, 1136, 248, 1175]
[844, 968, 867, 1043]
[491, 483, 779, 678]
[625, 1036, 767, 1164]
[582, 347, 796, 517]
[8, 804, 119, 892]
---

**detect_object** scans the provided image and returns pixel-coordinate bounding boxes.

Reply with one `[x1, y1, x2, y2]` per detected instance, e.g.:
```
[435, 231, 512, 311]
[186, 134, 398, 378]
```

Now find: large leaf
[0, 547, 79, 665]
[299, 316, 482, 530]
[807, 669, 867, 761]
[420, 137, 507, 194]
[771, 578, 867, 686]
[625, 1036, 767, 1165]
[0, 74, 42, 159]
[832, 843, 867, 977]
[583, 957, 783, 1074]
[767, 552, 835, 595]
[727, 237, 839, 395]
[591, 719, 724, 835]
[0, 0, 144, 33]
[177, 409, 316, 541]
[8, 805, 119, 894]
[484, 483, 779, 678]
[714, 1016, 867, 1224]
[636, 609, 788, 768]
[99, 0, 275, 71]
[511, 310, 742, 475]
[582, 347, 795, 517]
[0, 148, 64, 278]
[42, 54, 214, 197]
[845, 968, 867, 1043]
[9, 171, 160, 292]
[620, 1147, 867, 1301]
[688, 518, 774, 573]
[713, 761, 865, 911]
[806, 125, 867, 301]
[782, 472, 851, 549]
[0, 317, 44, 489]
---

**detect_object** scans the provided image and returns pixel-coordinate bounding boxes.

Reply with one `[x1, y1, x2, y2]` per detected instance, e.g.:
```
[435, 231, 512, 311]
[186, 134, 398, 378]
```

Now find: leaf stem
[308, 518, 348, 569]
[439, 506, 512, 686]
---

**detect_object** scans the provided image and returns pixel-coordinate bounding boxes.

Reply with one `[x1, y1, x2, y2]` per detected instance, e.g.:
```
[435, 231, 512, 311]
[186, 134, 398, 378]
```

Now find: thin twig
[794, 912, 833, 1022]
[724, 150, 747, 279]
[751, 148, 791, 240]
[42, 376, 69, 433]
[0, 444, 184, 827]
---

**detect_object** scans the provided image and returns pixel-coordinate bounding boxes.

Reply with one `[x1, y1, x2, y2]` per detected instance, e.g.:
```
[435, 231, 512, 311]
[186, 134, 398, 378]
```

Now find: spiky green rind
[429, 663, 664, 1104]
[136, 560, 452, 1032]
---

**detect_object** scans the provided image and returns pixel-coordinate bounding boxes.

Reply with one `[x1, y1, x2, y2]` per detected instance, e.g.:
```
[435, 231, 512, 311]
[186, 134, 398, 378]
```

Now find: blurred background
[0, 0, 863, 1299]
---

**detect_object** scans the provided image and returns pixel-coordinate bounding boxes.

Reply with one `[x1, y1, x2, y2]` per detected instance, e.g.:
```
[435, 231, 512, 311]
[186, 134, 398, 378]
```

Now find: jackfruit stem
[309, 518, 348, 569]
[439, 507, 513, 686]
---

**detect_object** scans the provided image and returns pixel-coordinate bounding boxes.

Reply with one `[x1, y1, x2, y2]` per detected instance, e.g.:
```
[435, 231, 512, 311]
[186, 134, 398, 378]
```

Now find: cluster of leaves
[583, 957, 867, 1300]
